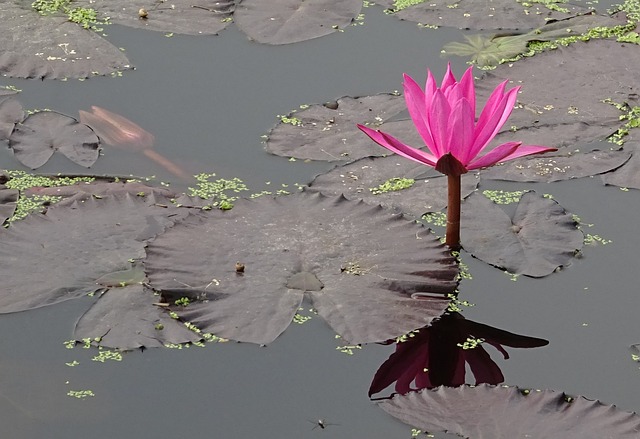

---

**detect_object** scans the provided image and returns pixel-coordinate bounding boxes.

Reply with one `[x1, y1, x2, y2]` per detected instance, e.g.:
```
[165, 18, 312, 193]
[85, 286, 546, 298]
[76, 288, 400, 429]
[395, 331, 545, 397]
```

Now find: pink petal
[356, 124, 437, 166]
[424, 69, 437, 106]
[493, 144, 558, 162]
[466, 141, 521, 170]
[427, 90, 451, 156]
[447, 97, 475, 163]
[457, 66, 476, 117]
[467, 143, 557, 170]
[403, 74, 437, 156]
[470, 85, 519, 158]
[440, 63, 457, 93]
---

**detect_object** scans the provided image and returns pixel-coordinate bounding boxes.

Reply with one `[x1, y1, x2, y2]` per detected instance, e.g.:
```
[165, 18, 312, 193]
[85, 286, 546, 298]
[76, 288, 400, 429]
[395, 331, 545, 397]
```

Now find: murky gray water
[0, 2, 638, 438]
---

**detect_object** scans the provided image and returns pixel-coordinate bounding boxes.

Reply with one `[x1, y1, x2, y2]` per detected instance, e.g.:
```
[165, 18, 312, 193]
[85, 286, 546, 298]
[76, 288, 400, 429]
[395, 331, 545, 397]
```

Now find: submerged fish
[79, 106, 189, 179]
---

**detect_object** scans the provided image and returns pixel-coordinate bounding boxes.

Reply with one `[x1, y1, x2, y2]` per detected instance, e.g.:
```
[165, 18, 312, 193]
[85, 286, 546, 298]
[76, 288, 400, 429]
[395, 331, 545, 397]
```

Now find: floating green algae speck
[603, 99, 640, 146]
[279, 115, 303, 126]
[187, 173, 248, 210]
[92, 349, 123, 363]
[67, 390, 95, 399]
[457, 336, 485, 350]
[422, 211, 447, 228]
[293, 313, 312, 324]
[482, 189, 525, 204]
[4, 170, 94, 223]
[584, 233, 612, 245]
[370, 177, 415, 195]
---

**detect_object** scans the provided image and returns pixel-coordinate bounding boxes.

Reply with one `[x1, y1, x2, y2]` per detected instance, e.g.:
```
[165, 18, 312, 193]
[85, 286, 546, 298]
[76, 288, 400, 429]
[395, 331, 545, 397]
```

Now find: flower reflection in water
[79, 105, 189, 180]
[369, 312, 548, 397]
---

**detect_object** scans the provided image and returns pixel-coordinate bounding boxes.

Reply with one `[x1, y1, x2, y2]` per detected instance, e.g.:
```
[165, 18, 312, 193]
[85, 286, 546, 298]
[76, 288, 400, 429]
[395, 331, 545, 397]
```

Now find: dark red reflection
[369, 312, 548, 397]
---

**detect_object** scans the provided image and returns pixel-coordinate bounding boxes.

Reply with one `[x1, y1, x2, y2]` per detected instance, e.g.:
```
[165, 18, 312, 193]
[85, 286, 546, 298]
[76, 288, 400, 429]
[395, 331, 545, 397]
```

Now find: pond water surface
[0, 2, 638, 438]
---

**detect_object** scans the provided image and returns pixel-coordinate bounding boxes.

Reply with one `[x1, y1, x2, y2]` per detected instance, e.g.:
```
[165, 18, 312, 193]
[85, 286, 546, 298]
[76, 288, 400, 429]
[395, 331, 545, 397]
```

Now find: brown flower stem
[445, 174, 461, 250]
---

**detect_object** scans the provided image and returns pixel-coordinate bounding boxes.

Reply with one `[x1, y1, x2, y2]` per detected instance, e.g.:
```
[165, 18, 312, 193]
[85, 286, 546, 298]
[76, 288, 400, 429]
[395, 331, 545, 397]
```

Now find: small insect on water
[308, 418, 339, 430]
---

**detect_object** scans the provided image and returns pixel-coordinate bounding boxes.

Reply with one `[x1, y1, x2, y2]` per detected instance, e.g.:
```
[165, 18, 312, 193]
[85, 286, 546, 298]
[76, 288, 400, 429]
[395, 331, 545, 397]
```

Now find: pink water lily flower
[357, 64, 556, 177]
[357, 64, 556, 250]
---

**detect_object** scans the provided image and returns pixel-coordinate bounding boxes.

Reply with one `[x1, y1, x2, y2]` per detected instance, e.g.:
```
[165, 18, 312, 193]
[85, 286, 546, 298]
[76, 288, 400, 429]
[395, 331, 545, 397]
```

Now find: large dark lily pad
[0, 3, 132, 79]
[376, 0, 592, 30]
[9, 111, 100, 169]
[265, 94, 408, 162]
[75, 0, 235, 35]
[460, 191, 583, 277]
[308, 155, 479, 217]
[474, 39, 640, 153]
[379, 384, 640, 439]
[74, 283, 200, 349]
[145, 191, 458, 345]
[0, 192, 190, 313]
[235, 0, 362, 44]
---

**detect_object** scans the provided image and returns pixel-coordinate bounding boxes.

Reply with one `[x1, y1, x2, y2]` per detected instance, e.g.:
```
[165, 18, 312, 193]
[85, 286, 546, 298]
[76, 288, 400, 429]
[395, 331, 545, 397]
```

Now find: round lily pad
[9, 111, 100, 169]
[0, 3, 132, 79]
[379, 384, 640, 439]
[460, 191, 583, 277]
[145, 191, 458, 345]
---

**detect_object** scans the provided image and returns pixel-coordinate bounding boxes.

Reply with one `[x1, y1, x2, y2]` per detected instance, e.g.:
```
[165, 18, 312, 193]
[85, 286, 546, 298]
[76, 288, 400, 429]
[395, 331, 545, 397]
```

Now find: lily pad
[460, 191, 583, 277]
[265, 94, 408, 162]
[442, 14, 622, 67]
[234, 0, 362, 45]
[0, 95, 23, 141]
[602, 139, 640, 189]
[473, 39, 640, 152]
[377, 0, 591, 30]
[0, 3, 132, 79]
[308, 155, 479, 216]
[74, 283, 200, 349]
[0, 192, 190, 313]
[9, 111, 100, 169]
[145, 191, 458, 345]
[369, 313, 548, 397]
[75, 0, 235, 35]
[480, 149, 631, 182]
[379, 384, 640, 439]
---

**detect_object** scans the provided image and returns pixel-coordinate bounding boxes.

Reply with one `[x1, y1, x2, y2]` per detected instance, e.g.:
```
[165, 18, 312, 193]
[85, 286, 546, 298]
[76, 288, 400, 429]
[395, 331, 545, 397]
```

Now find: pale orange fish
[79, 106, 189, 180]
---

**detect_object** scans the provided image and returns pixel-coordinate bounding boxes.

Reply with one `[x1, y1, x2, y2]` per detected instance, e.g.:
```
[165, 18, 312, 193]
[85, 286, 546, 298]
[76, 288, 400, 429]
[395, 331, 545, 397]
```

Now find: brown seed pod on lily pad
[144, 191, 459, 345]
[379, 384, 640, 439]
